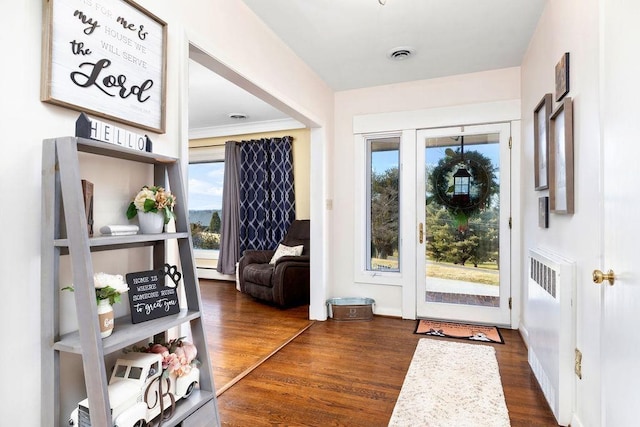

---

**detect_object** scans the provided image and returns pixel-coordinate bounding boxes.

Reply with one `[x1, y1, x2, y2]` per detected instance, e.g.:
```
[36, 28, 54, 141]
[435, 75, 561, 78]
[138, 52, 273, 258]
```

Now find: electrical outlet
[575, 348, 583, 379]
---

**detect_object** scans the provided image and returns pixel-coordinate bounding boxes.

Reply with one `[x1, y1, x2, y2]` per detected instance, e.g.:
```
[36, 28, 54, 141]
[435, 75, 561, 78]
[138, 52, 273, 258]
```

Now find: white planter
[97, 299, 114, 338]
[137, 211, 165, 234]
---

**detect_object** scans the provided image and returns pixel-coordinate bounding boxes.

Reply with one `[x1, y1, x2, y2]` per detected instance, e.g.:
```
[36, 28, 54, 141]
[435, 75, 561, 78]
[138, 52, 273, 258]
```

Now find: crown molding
[189, 118, 305, 140]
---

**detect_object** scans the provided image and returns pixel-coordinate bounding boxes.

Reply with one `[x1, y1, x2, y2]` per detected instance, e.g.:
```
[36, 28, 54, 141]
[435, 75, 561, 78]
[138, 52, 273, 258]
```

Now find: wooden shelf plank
[53, 309, 201, 355]
[74, 136, 177, 164]
[54, 232, 190, 252]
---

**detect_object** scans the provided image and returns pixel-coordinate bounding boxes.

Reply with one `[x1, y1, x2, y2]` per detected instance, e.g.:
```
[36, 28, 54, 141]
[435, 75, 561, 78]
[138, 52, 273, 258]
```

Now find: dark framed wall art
[538, 196, 549, 228]
[549, 97, 574, 214]
[41, 0, 167, 133]
[534, 93, 552, 190]
[555, 52, 570, 102]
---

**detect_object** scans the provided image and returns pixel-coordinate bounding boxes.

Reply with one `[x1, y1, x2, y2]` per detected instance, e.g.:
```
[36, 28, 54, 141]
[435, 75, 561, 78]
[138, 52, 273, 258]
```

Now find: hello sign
[41, 0, 167, 133]
[76, 113, 152, 152]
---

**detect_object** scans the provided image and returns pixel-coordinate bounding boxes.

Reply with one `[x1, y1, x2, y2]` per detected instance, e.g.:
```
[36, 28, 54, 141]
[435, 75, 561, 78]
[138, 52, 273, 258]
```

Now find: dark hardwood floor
[200, 279, 313, 394]
[200, 280, 558, 426]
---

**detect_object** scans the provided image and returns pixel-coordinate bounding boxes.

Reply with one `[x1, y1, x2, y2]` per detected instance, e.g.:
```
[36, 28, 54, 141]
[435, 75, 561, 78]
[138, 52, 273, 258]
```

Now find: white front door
[600, 1, 640, 424]
[416, 123, 511, 326]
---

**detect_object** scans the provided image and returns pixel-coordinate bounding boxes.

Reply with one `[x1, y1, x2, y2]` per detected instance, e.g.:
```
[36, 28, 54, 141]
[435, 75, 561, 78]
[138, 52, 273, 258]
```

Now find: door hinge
[575, 348, 583, 379]
[508, 297, 512, 310]
[508, 217, 512, 229]
[508, 136, 512, 149]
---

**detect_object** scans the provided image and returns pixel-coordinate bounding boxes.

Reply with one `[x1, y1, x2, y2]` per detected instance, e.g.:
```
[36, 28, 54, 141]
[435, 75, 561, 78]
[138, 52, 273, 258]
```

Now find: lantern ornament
[452, 165, 472, 203]
[451, 136, 472, 204]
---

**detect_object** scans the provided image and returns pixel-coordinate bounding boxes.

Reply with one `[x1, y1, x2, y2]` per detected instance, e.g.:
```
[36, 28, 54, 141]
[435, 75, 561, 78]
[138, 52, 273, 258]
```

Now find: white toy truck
[69, 352, 199, 427]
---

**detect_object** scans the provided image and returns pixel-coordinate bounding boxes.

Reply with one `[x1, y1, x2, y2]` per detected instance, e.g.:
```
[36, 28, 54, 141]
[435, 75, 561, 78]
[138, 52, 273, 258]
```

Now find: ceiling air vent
[228, 113, 248, 120]
[387, 46, 415, 61]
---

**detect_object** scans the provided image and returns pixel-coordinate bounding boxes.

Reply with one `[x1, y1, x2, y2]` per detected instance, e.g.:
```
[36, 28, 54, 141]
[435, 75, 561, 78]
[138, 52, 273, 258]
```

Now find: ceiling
[188, 59, 296, 138]
[188, 0, 546, 136]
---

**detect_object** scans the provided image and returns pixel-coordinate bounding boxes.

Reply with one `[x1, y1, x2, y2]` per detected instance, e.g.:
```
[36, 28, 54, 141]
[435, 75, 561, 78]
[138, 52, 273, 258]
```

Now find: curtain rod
[228, 136, 294, 144]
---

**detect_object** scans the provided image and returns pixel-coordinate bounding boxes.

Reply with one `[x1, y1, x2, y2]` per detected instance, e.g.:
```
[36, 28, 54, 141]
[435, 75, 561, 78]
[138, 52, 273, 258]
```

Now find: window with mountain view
[188, 161, 225, 256]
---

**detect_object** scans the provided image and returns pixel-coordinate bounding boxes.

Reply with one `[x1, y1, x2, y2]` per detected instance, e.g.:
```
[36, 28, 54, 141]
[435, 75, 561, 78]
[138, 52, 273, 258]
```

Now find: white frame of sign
[41, 0, 167, 133]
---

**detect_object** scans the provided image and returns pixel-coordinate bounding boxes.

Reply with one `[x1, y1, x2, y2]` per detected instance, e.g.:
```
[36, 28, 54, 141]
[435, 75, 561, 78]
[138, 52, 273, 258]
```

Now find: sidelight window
[366, 136, 401, 272]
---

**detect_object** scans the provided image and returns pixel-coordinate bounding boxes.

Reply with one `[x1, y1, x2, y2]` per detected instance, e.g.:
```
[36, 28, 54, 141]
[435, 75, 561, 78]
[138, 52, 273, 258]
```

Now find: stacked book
[99, 225, 140, 236]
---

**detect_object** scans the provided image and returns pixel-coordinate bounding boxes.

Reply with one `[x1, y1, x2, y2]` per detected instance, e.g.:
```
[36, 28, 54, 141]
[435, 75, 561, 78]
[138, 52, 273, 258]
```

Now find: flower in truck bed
[131, 337, 199, 377]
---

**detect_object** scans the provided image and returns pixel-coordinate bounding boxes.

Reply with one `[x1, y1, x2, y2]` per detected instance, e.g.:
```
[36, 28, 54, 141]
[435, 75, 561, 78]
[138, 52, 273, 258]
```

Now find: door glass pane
[424, 133, 500, 306]
[188, 161, 225, 252]
[368, 137, 400, 271]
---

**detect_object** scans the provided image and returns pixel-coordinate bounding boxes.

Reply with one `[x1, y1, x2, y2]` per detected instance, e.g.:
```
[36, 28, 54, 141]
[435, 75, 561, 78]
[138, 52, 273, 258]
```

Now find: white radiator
[527, 248, 576, 426]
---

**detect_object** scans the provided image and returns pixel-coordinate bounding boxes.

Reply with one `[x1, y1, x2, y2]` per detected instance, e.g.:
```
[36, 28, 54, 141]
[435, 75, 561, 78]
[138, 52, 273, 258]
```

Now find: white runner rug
[388, 338, 510, 426]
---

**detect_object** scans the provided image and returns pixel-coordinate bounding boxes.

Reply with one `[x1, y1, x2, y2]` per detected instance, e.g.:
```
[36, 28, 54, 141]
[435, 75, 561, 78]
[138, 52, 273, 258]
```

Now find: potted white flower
[63, 272, 129, 338]
[126, 185, 176, 234]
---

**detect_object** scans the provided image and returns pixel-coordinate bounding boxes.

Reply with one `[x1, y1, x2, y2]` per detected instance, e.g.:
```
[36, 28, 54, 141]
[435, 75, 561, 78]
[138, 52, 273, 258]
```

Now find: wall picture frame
[538, 196, 549, 228]
[549, 97, 574, 214]
[534, 93, 552, 190]
[555, 52, 570, 102]
[41, 0, 167, 133]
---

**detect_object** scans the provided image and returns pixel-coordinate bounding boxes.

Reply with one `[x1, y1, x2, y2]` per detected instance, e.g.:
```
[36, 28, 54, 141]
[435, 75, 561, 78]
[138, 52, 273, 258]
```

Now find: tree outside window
[367, 137, 400, 271]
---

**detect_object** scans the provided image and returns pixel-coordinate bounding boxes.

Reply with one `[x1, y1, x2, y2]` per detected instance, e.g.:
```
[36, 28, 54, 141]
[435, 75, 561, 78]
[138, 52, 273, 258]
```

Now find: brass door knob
[593, 269, 615, 285]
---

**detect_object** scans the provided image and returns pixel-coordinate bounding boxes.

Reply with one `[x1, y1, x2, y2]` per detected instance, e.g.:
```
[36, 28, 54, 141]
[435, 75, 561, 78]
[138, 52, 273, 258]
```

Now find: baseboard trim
[519, 324, 530, 349]
[197, 267, 234, 282]
[570, 413, 584, 427]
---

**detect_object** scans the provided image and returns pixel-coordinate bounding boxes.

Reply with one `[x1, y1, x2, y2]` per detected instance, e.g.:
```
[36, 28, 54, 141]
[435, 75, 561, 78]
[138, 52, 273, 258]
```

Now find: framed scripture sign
[41, 0, 167, 133]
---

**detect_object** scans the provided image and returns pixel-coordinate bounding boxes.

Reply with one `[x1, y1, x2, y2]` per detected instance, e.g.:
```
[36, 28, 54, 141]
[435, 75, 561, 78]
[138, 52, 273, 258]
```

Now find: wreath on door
[430, 149, 498, 231]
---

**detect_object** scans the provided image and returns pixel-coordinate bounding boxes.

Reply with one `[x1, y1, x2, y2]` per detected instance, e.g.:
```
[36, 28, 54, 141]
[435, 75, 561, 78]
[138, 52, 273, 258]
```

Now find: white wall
[519, 0, 601, 425]
[332, 68, 521, 316]
[1, 0, 332, 424]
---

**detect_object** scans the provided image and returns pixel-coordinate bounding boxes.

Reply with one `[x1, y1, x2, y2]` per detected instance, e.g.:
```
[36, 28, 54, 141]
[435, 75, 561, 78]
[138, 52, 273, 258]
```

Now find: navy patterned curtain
[239, 137, 295, 253]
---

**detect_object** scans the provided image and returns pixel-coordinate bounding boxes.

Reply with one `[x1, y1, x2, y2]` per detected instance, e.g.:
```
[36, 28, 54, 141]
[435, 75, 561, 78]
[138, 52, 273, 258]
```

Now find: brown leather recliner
[238, 220, 310, 308]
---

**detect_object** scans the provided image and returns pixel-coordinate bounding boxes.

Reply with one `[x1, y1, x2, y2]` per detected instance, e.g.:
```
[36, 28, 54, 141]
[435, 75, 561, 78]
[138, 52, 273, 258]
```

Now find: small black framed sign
[126, 264, 181, 324]
[41, 0, 167, 133]
[538, 196, 549, 228]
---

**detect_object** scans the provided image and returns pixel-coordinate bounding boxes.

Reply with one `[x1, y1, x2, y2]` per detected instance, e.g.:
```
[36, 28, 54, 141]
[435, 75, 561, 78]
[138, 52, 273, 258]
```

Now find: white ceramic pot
[137, 211, 165, 234]
[97, 299, 114, 338]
